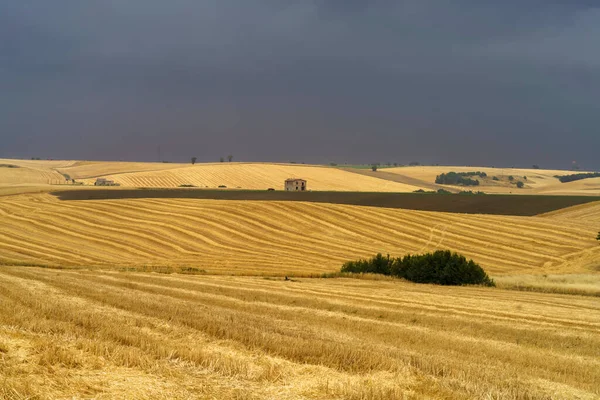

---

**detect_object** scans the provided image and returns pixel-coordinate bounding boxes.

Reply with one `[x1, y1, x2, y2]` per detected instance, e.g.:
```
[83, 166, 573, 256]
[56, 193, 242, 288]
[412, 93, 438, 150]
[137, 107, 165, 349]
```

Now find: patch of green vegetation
[341, 251, 495, 286]
[556, 172, 600, 183]
[0, 164, 19, 168]
[435, 172, 486, 186]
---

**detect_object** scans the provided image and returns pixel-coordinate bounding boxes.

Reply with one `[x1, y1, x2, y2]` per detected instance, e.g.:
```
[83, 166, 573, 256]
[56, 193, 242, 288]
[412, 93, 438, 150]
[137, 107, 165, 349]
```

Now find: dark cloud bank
[1, 1, 599, 169]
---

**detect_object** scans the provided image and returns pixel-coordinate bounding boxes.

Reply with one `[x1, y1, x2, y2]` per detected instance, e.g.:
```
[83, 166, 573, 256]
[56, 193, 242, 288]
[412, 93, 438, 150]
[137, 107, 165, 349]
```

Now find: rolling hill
[75, 163, 424, 192]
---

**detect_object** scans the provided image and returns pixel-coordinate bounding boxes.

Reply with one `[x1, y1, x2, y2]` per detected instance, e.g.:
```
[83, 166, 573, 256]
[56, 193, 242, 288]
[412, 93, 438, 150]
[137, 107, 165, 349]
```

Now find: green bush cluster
[341, 251, 495, 286]
[556, 172, 600, 183]
[413, 189, 452, 194]
[435, 172, 482, 186]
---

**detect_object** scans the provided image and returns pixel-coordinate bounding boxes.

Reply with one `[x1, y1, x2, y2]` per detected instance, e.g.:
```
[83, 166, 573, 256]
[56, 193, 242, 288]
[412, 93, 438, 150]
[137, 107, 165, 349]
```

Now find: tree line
[435, 171, 486, 186]
[556, 172, 600, 183]
[341, 250, 495, 286]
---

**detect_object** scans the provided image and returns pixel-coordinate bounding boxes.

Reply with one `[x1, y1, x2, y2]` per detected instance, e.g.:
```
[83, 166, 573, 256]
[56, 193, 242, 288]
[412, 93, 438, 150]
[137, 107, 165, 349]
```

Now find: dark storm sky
[1, 1, 599, 168]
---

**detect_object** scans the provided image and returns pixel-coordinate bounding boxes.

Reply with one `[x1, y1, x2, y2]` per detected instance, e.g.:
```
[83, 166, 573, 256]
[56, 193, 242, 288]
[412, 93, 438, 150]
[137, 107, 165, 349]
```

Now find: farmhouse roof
[285, 178, 306, 182]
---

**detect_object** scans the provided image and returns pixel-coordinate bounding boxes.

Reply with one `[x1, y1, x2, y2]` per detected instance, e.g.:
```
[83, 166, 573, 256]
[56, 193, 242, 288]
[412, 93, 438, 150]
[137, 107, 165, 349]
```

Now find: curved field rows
[1, 268, 599, 399]
[0, 193, 597, 275]
[78, 163, 423, 192]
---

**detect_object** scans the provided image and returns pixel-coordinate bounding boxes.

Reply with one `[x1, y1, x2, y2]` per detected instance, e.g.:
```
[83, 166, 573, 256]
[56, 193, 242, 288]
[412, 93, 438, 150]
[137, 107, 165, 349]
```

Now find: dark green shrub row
[413, 189, 452, 194]
[341, 250, 495, 286]
[556, 172, 600, 183]
[435, 172, 481, 186]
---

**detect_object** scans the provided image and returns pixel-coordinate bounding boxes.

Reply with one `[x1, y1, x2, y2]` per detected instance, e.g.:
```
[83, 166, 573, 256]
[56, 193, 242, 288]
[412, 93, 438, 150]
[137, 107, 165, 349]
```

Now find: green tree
[219, 157, 225, 163]
[371, 165, 378, 172]
[191, 157, 197, 165]
[228, 155, 233, 162]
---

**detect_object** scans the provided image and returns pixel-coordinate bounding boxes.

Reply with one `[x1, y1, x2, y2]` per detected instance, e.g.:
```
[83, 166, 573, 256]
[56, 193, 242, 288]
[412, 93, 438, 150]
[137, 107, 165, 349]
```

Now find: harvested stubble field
[1, 193, 599, 276]
[1, 267, 599, 400]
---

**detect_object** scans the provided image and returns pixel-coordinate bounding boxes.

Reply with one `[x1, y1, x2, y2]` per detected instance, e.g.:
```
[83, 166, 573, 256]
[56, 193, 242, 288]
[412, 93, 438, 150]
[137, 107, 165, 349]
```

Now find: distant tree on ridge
[191, 157, 197, 165]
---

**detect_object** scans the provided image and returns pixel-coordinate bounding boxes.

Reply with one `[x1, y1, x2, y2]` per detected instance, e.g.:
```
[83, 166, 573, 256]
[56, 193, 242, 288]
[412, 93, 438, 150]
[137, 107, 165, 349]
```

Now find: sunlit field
[1, 268, 599, 399]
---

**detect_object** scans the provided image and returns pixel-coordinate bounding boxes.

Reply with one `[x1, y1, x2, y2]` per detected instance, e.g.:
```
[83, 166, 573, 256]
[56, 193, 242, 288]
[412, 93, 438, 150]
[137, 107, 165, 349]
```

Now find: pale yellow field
[0, 193, 598, 276]
[76, 163, 424, 192]
[1, 267, 599, 400]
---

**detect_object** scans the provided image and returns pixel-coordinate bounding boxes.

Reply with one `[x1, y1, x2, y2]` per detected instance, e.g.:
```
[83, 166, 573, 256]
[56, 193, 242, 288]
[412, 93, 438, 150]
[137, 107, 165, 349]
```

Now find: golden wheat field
[1, 267, 599, 400]
[1, 193, 599, 276]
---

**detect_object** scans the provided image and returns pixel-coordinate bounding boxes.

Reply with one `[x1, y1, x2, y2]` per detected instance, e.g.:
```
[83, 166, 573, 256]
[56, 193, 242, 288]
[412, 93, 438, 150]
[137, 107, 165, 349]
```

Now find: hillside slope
[541, 200, 600, 224]
[77, 163, 423, 192]
[56, 160, 187, 179]
[0, 193, 597, 275]
[0, 159, 70, 186]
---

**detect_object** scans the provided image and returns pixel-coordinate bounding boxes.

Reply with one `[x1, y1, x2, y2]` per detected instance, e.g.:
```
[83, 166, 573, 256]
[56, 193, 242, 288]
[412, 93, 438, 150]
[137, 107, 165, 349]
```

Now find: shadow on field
[51, 189, 600, 216]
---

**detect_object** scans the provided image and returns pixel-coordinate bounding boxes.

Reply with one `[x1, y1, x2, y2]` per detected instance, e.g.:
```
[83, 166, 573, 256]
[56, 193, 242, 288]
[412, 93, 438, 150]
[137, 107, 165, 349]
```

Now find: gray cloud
[1, 1, 599, 169]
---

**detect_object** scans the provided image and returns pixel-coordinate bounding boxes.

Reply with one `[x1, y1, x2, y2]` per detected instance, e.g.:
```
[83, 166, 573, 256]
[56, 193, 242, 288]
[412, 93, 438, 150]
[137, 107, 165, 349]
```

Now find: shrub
[508, 176, 514, 181]
[516, 181, 524, 188]
[341, 250, 495, 286]
[492, 176, 499, 181]
[532, 165, 540, 169]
